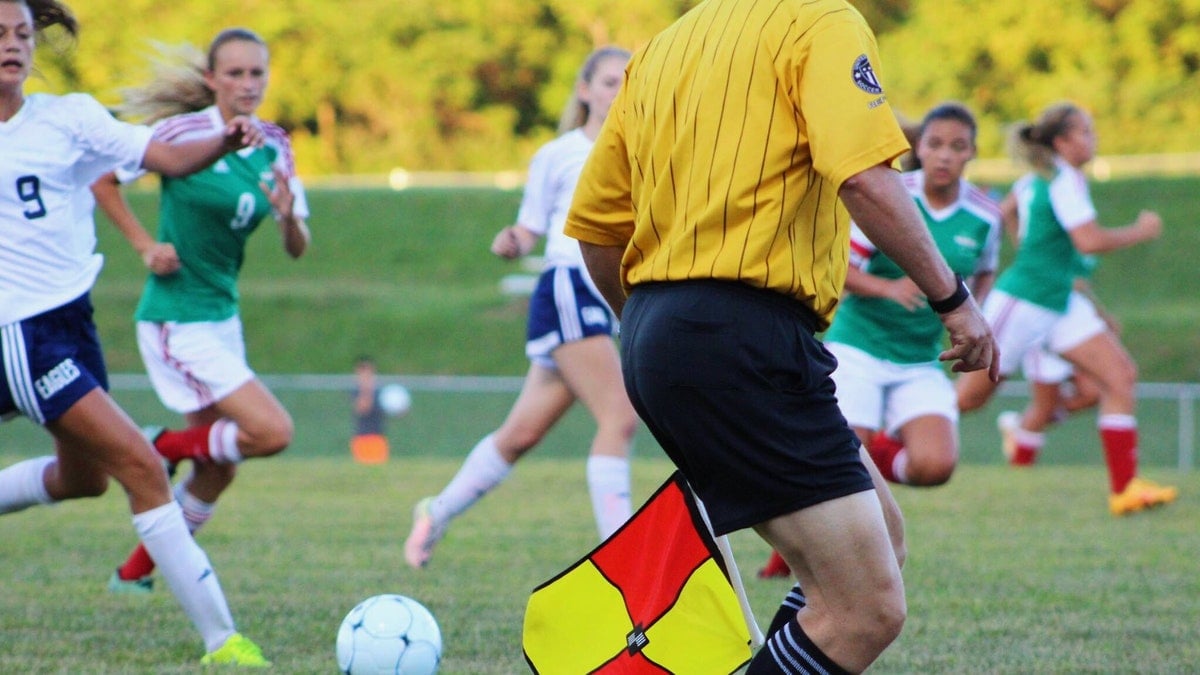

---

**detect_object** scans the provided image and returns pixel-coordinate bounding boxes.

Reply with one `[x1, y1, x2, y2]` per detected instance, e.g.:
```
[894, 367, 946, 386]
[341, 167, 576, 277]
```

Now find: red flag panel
[590, 476, 716, 626]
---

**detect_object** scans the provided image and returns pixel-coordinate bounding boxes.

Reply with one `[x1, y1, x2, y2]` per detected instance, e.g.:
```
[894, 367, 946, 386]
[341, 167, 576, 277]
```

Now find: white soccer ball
[336, 594, 442, 675]
[378, 384, 412, 418]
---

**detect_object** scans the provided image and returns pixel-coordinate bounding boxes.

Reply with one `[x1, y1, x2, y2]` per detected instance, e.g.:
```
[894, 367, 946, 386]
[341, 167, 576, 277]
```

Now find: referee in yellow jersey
[565, 1, 998, 673]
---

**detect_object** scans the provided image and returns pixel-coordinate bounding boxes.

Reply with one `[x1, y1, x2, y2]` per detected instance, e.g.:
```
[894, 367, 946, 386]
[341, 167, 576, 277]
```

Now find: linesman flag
[523, 471, 755, 674]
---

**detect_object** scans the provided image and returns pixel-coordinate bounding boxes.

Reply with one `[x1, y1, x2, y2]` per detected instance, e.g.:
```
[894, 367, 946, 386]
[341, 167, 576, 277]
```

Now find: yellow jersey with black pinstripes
[564, 0, 910, 329]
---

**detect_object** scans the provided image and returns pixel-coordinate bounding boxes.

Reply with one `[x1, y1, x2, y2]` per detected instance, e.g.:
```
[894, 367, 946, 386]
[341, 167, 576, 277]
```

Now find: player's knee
[601, 410, 639, 445]
[906, 453, 957, 486]
[62, 472, 110, 499]
[244, 416, 294, 457]
[956, 389, 987, 412]
[496, 425, 545, 455]
[874, 593, 907, 646]
[826, 587, 905, 661]
[1115, 360, 1139, 394]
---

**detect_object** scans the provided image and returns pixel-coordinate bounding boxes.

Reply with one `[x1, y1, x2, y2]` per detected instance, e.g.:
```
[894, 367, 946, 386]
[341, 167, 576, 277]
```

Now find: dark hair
[1008, 102, 1084, 174]
[920, 102, 977, 142]
[13, 0, 78, 35]
[901, 102, 977, 171]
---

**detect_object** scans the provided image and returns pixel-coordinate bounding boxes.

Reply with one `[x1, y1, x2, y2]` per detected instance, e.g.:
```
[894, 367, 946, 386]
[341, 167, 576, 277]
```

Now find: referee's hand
[937, 300, 999, 381]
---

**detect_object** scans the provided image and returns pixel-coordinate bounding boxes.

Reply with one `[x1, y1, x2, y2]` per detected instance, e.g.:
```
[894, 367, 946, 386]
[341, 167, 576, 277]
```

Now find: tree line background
[29, 0, 1200, 175]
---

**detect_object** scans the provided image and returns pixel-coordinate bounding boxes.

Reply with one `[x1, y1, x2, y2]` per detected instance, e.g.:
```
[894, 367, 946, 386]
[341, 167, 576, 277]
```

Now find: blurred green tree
[28, 0, 1200, 173]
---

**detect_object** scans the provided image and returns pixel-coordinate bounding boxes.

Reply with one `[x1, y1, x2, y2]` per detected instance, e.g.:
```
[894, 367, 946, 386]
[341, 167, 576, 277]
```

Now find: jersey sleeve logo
[852, 54, 883, 95]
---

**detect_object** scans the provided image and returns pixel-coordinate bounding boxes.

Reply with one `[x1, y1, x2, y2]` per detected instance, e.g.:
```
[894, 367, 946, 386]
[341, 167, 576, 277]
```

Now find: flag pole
[690, 489, 765, 649]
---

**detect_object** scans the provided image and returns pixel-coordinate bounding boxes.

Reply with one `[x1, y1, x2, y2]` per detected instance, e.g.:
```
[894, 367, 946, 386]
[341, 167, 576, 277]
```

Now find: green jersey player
[826, 103, 1000, 488]
[92, 28, 311, 600]
[955, 102, 1175, 516]
[759, 103, 1000, 580]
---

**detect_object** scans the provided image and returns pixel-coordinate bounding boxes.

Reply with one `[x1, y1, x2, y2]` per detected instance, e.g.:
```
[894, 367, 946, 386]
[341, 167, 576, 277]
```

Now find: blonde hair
[556, 46, 631, 135]
[1008, 102, 1084, 175]
[116, 27, 266, 124]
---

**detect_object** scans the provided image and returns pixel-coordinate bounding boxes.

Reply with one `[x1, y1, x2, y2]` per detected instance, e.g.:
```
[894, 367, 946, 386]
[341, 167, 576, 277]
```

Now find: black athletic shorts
[620, 280, 873, 536]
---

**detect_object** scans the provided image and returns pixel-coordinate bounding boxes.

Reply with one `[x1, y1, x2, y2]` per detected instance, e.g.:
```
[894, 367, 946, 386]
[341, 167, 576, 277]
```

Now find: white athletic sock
[133, 502, 235, 652]
[208, 419, 243, 464]
[587, 454, 632, 539]
[892, 449, 910, 485]
[429, 434, 512, 524]
[1014, 427, 1046, 449]
[174, 479, 216, 534]
[0, 456, 55, 514]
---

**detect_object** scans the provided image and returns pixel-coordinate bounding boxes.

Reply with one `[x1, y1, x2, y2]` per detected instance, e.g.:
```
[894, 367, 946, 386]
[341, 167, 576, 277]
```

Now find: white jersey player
[405, 47, 639, 569]
[90, 29, 310, 612]
[0, 0, 269, 666]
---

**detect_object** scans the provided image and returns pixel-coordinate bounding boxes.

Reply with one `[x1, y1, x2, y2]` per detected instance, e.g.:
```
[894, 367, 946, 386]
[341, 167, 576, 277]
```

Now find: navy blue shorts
[620, 281, 873, 536]
[525, 266, 616, 367]
[1, 294, 108, 425]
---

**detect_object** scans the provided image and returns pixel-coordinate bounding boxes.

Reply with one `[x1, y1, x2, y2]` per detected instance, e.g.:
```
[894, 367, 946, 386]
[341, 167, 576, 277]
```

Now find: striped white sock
[174, 479, 216, 534]
[208, 420, 242, 464]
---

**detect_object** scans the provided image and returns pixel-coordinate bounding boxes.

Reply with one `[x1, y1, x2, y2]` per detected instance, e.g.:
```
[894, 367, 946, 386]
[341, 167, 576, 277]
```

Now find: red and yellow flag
[523, 471, 752, 674]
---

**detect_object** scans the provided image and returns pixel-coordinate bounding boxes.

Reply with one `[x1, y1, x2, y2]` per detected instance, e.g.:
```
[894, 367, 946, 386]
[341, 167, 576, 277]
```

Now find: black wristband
[928, 274, 970, 314]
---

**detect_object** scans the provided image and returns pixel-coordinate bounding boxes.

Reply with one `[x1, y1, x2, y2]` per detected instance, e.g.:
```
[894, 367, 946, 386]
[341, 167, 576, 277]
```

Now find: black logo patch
[625, 625, 650, 655]
[852, 54, 883, 95]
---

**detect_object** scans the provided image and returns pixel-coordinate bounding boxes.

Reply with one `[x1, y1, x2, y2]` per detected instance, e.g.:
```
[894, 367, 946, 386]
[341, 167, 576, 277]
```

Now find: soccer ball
[378, 384, 412, 418]
[336, 594, 442, 675]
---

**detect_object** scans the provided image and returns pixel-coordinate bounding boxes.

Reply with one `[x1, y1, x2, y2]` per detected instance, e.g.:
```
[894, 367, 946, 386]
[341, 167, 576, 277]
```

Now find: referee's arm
[841, 163, 999, 380]
[579, 243, 628, 319]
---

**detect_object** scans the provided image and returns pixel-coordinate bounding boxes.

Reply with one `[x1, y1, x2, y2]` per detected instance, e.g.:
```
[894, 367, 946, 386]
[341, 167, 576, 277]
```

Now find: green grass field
[4, 178, 1200, 672]
[2, 388, 1198, 673]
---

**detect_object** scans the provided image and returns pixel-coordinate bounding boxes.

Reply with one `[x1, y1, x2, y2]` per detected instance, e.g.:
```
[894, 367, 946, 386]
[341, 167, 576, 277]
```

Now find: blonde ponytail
[115, 42, 211, 124]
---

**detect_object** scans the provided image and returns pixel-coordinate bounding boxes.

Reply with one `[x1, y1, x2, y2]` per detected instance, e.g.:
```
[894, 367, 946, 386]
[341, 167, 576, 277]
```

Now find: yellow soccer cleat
[1109, 477, 1179, 516]
[200, 633, 270, 668]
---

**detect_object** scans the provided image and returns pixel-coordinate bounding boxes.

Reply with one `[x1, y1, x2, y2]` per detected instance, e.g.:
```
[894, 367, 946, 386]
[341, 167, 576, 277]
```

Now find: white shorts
[990, 289, 1106, 381]
[982, 290, 1060, 377]
[1046, 291, 1106, 354]
[137, 317, 255, 414]
[828, 342, 958, 435]
[1021, 347, 1073, 384]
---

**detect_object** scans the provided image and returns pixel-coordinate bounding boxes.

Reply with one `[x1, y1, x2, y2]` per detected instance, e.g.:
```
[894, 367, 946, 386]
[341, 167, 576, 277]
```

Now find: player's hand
[222, 115, 264, 151]
[141, 242, 180, 276]
[1135, 210, 1162, 241]
[491, 226, 522, 259]
[937, 300, 999, 381]
[886, 276, 925, 311]
[261, 166, 295, 222]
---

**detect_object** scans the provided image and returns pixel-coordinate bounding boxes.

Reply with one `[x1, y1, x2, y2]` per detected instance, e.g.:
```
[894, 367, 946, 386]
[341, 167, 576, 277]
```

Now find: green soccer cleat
[200, 633, 271, 668]
[108, 569, 154, 595]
